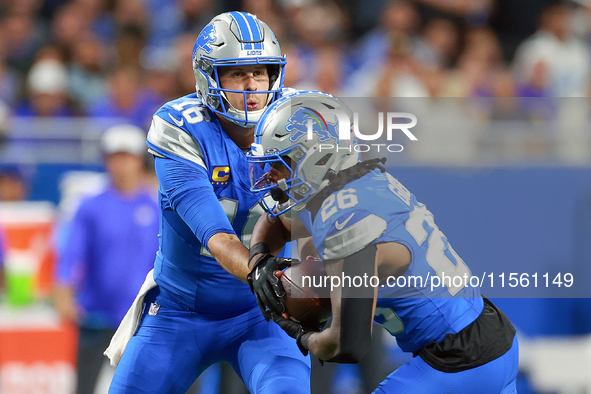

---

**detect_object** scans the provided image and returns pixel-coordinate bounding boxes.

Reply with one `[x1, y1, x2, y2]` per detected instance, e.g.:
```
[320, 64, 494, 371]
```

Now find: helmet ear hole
[267, 64, 281, 87]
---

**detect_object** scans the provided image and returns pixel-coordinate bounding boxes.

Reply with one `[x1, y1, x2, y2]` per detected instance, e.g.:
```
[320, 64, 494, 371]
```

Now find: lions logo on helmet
[196, 24, 216, 54]
[287, 107, 340, 144]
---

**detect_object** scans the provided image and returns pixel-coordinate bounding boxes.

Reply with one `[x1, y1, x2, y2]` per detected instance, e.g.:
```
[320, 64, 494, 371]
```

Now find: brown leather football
[280, 257, 331, 326]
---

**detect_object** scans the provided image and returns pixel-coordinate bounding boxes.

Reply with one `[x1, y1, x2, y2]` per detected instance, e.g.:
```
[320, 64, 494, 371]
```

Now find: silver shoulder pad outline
[147, 115, 207, 169]
[322, 214, 387, 261]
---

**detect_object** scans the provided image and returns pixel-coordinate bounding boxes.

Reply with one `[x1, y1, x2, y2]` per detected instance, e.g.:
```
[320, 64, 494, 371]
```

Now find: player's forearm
[307, 324, 371, 364]
[53, 284, 80, 322]
[208, 232, 250, 283]
[305, 327, 340, 361]
[250, 213, 290, 262]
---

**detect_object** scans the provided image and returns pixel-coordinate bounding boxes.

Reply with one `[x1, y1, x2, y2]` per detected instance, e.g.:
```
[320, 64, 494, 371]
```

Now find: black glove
[247, 254, 292, 320]
[271, 313, 320, 356]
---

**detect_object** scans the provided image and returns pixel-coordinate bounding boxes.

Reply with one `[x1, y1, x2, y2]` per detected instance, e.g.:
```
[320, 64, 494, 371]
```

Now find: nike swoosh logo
[255, 267, 261, 280]
[335, 213, 355, 230]
[168, 113, 184, 127]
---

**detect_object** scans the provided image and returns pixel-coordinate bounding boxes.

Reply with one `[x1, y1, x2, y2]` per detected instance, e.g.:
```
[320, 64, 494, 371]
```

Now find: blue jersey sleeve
[155, 156, 236, 250]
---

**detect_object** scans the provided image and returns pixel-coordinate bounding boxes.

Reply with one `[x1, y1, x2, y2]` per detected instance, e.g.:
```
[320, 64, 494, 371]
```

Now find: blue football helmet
[248, 91, 359, 216]
[193, 12, 286, 128]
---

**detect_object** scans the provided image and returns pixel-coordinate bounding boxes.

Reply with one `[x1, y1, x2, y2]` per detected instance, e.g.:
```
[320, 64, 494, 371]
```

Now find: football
[280, 256, 332, 326]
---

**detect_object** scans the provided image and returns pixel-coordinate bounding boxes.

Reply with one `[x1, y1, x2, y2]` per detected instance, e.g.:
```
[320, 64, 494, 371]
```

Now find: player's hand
[271, 313, 320, 356]
[53, 285, 80, 323]
[247, 254, 292, 320]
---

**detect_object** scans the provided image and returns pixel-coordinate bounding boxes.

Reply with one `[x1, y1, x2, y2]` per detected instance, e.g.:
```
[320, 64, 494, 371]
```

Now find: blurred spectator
[0, 226, 5, 296]
[421, 17, 461, 70]
[14, 56, 78, 116]
[345, 32, 432, 97]
[113, 0, 149, 69]
[54, 124, 158, 394]
[88, 66, 161, 129]
[341, 0, 389, 38]
[243, 0, 286, 41]
[0, 66, 19, 108]
[514, 61, 551, 98]
[178, 0, 216, 34]
[345, 0, 442, 95]
[144, 63, 178, 104]
[143, 0, 184, 50]
[283, 1, 350, 95]
[376, 33, 432, 97]
[0, 100, 9, 150]
[144, 0, 215, 61]
[282, 44, 305, 89]
[350, 1, 434, 73]
[285, 43, 347, 95]
[173, 33, 199, 96]
[513, 3, 591, 97]
[73, 0, 116, 44]
[412, 0, 493, 27]
[0, 166, 29, 202]
[489, 0, 558, 61]
[441, 27, 514, 97]
[68, 37, 109, 111]
[115, 24, 147, 70]
[8, 0, 44, 17]
[513, 61, 557, 123]
[0, 38, 20, 105]
[141, 46, 179, 102]
[114, 0, 148, 33]
[1, 10, 47, 73]
[51, 2, 94, 62]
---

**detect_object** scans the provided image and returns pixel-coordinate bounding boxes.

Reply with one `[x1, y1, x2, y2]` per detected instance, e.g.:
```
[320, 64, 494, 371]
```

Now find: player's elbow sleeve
[331, 295, 374, 363]
[330, 337, 371, 364]
[328, 246, 377, 363]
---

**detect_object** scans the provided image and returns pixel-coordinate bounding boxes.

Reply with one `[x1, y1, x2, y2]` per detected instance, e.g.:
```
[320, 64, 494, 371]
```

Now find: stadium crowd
[0, 0, 590, 132]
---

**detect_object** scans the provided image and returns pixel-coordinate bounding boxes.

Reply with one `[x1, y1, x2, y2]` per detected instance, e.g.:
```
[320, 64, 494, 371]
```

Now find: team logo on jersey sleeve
[211, 166, 231, 186]
[287, 107, 339, 144]
[197, 24, 217, 54]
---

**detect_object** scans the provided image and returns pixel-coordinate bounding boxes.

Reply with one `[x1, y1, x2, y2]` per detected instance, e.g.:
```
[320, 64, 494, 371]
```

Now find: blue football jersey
[147, 94, 266, 315]
[301, 169, 483, 352]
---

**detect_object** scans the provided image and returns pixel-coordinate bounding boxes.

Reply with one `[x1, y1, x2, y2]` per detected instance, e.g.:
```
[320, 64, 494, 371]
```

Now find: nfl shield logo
[148, 302, 160, 316]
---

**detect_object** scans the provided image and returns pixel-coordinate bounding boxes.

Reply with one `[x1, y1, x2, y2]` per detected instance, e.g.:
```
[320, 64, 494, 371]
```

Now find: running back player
[108, 12, 310, 393]
[247, 91, 519, 393]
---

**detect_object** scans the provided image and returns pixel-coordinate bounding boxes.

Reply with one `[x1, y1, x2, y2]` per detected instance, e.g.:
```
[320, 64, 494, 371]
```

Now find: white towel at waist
[104, 268, 157, 366]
